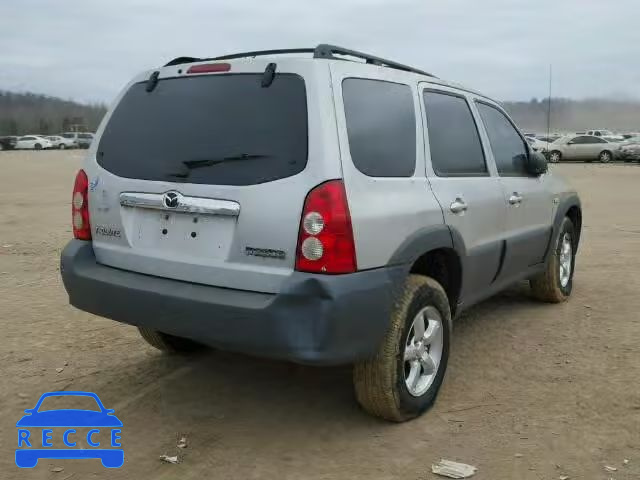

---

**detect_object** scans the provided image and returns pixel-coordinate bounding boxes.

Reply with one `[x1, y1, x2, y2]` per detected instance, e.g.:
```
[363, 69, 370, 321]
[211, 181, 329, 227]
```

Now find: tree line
[1, 89, 638, 137]
[0, 91, 107, 136]
[503, 97, 640, 134]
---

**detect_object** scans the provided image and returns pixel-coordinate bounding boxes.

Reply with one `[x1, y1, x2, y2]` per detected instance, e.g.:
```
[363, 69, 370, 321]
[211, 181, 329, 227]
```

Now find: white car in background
[16, 135, 53, 150]
[47, 136, 77, 149]
[61, 132, 95, 149]
[586, 129, 625, 141]
[526, 136, 555, 153]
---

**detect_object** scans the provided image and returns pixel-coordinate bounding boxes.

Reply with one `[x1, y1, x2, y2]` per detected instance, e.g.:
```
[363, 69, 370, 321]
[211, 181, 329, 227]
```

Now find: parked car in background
[585, 130, 625, 142]
[619, 136, 640, 162]
[586, 129, 613, 137]
[61, 132, 94, 149]
[622, 132, 640, 140]
[547, 135, 620, 163]
[47, 135, 77, 149]
[526, 136, 555, 152]
[537, 134, 561, 143]
[16, 135, 53, 150]
[0, 136, 18, 151]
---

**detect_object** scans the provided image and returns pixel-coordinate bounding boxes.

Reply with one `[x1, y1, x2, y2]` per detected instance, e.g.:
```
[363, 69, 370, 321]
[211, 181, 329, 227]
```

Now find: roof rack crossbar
[164, 44, 436, 78]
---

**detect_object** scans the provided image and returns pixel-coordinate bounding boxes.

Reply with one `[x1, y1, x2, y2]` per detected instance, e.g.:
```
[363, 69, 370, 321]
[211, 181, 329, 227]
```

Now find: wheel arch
[565, 204, 582, 246]
[388, 225, 465, 318]
[545, 194, 582, 263]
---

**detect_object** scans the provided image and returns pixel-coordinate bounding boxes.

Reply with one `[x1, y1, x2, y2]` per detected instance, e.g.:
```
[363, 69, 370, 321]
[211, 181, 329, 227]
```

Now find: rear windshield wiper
[183, 153, 270, 170]
[166, 153, 271, 180]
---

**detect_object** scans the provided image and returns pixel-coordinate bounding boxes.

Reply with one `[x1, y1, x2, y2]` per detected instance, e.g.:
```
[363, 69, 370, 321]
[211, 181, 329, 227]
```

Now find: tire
[598, 150, 612, 163]
[0, 143, 4, 151]
[353, 275, 451, 422]
[59, 144, 66, 150]
[530, 217, 576, 302]
[549, 150, 562, 163]
[138, 327, 203, 354]
[34, 143, 42, 150]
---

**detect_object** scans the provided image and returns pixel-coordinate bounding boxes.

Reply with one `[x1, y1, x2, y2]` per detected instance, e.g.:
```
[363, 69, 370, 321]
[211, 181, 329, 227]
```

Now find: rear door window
[97, 73, 308, 186]
[423, 91, 487, 176]
[342, 79, 416, 177]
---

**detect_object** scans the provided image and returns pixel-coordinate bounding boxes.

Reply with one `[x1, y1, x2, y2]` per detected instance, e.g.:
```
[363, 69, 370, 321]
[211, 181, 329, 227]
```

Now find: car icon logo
[162, 191, 180, 209]
[15, 391, 123, 468]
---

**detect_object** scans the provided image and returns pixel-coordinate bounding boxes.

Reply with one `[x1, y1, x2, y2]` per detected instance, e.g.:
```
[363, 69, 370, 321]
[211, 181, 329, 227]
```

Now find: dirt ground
[1, 150, 639, 480]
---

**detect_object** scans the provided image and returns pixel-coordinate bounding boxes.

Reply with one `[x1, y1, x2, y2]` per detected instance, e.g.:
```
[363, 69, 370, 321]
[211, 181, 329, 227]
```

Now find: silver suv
[61, 45, 582, 422]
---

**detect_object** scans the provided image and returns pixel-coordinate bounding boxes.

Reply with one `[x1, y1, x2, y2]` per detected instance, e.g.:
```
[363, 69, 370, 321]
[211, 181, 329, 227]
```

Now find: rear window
[342, 78, 416, 177]
[97, 73, 308, 186]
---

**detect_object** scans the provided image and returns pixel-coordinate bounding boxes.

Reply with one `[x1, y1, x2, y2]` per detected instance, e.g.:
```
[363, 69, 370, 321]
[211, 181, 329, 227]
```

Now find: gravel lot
[1, 150, 639, 479]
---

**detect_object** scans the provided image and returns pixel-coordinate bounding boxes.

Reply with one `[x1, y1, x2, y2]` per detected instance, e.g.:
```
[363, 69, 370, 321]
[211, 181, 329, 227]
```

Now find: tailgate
[86, 58, 340, 294]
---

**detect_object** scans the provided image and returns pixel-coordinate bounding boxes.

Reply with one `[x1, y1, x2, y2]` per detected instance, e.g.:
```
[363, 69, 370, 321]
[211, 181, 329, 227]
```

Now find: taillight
[72, 169, 91, 240]
[295, 180, 356, 274]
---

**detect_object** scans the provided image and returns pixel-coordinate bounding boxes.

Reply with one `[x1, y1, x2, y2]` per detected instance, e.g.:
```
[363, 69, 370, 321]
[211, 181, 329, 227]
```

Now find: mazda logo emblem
[162, 191, 180, 209]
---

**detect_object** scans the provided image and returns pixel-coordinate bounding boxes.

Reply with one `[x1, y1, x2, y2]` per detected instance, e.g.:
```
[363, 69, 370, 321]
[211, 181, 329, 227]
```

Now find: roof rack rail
[164, 44, 436, 77]
[313, 44, 436, 78]
[211, 48, 316, 61]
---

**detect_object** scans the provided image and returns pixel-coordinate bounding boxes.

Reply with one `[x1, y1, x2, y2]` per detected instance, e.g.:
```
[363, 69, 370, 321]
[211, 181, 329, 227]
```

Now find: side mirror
[526, 151, 548, 176]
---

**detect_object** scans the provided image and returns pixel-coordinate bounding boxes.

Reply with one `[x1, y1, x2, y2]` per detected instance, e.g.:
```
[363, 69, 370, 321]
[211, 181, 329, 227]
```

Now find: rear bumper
[60, 240, 403, 365]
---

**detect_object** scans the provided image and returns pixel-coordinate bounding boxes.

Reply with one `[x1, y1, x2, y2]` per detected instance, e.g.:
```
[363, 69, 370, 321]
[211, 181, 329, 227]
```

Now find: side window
[342, 78, 416, 177]
[593, 137, 607, 144]
[476, 103, 528, 176]
[576, 136, 600, 144]
[423, 91, 487, 176]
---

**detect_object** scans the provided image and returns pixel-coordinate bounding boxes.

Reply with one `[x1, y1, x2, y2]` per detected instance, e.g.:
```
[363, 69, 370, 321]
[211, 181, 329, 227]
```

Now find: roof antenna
[261, 63, 277, 88]
[546, 64, 552, 140]
[146, 71, 160, 92]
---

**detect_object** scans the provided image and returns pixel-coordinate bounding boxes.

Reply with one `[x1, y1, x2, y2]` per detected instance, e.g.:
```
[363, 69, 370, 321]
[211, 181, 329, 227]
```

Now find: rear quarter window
[342, 78, 416, 177]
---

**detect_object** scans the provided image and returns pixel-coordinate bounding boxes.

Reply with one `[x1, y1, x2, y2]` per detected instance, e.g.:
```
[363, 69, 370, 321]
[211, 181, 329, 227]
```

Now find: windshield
[37, 395, 101, 412]
[97, 73, 308, 186]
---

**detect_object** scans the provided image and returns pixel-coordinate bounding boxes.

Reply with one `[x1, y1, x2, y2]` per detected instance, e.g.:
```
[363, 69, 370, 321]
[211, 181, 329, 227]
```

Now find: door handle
[450, 197, 468, 214]
[508, 193, 523, 205]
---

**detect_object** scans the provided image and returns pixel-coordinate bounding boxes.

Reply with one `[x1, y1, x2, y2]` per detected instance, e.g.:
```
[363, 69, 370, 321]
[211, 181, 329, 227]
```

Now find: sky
[1, 0, 638, 105]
